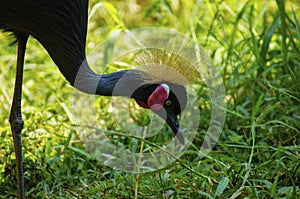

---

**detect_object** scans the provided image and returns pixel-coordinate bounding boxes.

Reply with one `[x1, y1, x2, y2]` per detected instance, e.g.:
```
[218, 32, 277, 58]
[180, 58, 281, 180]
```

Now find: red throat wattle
[135, 84, 170, 110]
[147, 84, 170, 111]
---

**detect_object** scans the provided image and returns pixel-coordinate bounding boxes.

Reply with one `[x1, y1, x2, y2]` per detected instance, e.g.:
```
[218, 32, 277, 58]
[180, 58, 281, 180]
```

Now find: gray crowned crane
[0, 0, 187, 198]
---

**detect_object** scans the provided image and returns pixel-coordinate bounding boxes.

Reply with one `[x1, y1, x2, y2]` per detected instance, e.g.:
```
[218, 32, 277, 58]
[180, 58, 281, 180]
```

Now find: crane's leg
[9, 34, 28, 199]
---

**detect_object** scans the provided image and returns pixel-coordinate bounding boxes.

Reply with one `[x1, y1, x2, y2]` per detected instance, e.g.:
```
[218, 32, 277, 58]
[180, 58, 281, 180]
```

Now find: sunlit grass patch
[1, 0, 299, 198]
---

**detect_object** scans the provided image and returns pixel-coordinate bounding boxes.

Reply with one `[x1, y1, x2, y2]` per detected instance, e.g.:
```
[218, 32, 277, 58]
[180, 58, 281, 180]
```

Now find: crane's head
[132, 82, 187, 144]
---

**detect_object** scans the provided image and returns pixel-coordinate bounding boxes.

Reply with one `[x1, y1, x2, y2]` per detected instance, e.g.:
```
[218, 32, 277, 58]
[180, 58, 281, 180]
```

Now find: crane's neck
[74, 60, 145, 97]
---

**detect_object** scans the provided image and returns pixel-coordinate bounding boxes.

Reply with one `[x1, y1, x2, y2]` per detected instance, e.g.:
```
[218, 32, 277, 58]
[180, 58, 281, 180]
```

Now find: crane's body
[0, 1, 187, 198]
[0, 0, 87, 84]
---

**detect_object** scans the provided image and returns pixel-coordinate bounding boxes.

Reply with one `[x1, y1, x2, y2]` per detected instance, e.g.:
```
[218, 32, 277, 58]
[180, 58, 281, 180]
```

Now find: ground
[0, 0, 299, 198]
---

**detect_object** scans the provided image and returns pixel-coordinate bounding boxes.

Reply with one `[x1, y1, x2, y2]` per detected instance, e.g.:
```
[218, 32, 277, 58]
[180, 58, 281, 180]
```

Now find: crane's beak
[165, 112, 185, 145]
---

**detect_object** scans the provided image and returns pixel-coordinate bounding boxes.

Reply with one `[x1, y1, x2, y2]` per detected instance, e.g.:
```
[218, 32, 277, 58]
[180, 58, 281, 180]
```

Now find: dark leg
[9, 34, 28, 199]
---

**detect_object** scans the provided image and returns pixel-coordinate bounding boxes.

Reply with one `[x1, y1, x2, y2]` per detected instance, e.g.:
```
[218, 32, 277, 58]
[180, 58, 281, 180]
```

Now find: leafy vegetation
[1, 0, 299, 198]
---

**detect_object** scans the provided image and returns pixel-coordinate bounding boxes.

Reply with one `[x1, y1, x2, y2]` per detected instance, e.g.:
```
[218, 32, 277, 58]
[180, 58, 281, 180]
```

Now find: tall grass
[0, 0, 299, 198]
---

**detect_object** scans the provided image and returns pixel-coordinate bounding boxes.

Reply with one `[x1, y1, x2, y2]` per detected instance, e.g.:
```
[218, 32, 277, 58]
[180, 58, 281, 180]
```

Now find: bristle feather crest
[133, 48, 201, 85]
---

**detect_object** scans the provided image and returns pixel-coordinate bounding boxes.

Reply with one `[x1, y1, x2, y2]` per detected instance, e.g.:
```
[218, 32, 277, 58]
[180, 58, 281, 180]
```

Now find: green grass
[1, 0, 300, 198]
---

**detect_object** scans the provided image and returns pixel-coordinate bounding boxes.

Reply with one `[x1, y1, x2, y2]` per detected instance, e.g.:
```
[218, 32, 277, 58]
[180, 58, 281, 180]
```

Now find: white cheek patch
[147, 83, 170, 111]
[160, 83, 170, 97]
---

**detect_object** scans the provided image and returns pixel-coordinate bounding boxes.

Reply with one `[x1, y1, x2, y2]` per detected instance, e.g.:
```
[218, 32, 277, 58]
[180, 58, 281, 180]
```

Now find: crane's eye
[165, 100, 172, 106]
